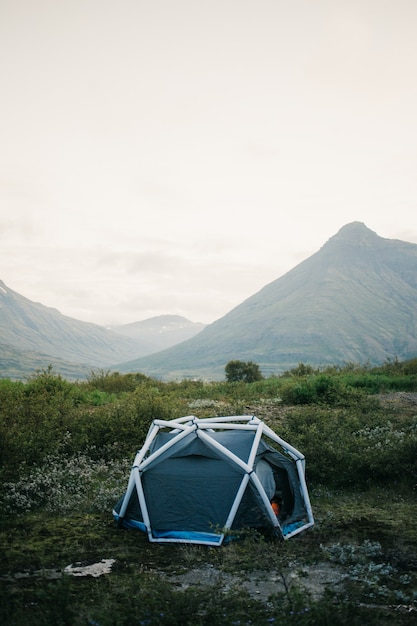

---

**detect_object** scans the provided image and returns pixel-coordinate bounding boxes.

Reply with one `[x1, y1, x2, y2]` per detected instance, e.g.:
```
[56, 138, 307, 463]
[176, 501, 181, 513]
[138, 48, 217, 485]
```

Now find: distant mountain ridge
[2, 222, 417, 381]
[116, 222, 417, 380]
[0, 282, 204, 379]
[110, 316, 206, 353]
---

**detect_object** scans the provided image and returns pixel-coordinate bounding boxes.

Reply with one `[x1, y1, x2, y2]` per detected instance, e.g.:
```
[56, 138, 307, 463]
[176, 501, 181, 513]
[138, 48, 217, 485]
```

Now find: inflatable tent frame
[113, 415, 314, 546]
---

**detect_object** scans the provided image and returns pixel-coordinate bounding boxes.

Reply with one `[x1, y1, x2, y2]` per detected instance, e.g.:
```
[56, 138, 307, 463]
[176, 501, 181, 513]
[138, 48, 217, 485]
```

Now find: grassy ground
[1, 484, 416, 624]
[1, 382, 417, 624]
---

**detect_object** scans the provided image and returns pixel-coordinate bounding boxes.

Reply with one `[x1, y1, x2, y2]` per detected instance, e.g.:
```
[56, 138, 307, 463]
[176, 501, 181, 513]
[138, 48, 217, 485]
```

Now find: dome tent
[113, 415, 314, 546]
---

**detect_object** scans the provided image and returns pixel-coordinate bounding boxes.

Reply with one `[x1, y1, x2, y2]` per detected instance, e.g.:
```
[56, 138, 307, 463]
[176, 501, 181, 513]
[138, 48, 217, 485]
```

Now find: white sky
[1, 0, 417, 326]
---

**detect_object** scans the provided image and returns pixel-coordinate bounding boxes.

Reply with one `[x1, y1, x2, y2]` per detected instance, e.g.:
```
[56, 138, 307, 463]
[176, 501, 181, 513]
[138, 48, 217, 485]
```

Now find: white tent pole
[133, 466, 152, 540]
[117, 469, 136, 520]
[170, 415, 197, 424]
[196, 415, 255, 423]
[261, 423, 305, 461]
[295, 459, 315, 525]
[139, 425, 196, 471]
[196, 429, 251, 473]
[133, 423, 160, 466]
[153, 419, 189, 430]
[143, 420, 158, 441]
[283, 521, 315, 540]
[117, 422, 161, 520]
[223, 473, 250, 529]
[249, 471, 281, 528]
[247, 421, 264, 469]
[196, 423, 259, 431]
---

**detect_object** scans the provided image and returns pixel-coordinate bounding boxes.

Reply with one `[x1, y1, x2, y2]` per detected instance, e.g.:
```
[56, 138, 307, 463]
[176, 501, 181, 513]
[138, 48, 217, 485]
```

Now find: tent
[113, 415, 314, 546]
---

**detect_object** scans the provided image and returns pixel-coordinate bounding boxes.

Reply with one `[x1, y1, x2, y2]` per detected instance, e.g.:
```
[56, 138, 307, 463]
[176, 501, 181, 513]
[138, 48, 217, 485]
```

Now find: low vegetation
[1, 360, 417, 624]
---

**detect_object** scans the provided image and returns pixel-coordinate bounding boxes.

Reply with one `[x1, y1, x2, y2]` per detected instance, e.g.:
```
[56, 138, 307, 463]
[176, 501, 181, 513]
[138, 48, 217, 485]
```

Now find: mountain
[0, 343, 93, 381]
[110, 316, 205, 353]
[115, 222, 417, 380]
[0, 281, 206, 380]
[0, 281, 148, 379]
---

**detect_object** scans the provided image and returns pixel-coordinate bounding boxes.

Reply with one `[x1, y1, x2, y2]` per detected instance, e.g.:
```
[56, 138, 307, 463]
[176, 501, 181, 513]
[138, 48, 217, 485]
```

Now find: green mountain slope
[0, 281, 147, 373]
[0, 283, 205, 380]
[0, 343, 93, 380]
[116, 222, 417, 380]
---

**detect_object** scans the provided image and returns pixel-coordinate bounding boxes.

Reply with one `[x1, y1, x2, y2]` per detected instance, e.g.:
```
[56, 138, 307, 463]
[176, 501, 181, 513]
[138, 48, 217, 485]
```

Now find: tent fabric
[113, 415, 314, 545]
[256, 459, 276, 499]
[142, 455, 243, 533]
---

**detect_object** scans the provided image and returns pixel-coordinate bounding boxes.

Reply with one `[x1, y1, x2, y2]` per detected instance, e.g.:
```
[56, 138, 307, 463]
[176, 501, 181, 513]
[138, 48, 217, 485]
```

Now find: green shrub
[2, 362, 417, 486]
[0, 369, 80, 475]
[0, 369, 184, 476]
[85, 369, 153, 394]
[279, 374, 364, 406]
[279, 404, 417, 487]
[225, 360, 263, 383]
[283, 362, 319, 377]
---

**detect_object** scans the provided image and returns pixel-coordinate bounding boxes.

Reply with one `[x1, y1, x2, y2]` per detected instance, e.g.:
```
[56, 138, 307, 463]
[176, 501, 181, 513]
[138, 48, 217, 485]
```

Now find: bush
[85, 369, 153, 394]
[0, 446, 130, 515]
[283, 362, 319, 377]
[0, 370, 178, 475]
[225, 360, 263, 383]
[1, 362, 417, 488]
[279, 403, 417, 487]
[279, 374, 364, 406]
[0, 370, 80, 475]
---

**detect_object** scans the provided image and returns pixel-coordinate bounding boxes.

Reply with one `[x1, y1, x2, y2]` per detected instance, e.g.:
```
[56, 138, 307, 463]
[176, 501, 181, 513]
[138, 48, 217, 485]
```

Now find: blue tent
[114, 415, 314, 546]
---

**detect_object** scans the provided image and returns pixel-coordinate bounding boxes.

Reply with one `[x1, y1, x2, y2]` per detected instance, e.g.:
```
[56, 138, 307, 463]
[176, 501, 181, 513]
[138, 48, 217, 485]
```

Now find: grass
[1, 483, 416, 624]
[1, 366, 417, 624]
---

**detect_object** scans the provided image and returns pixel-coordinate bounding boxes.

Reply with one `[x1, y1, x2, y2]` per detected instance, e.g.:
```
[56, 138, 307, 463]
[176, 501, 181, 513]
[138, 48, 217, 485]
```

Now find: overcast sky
[1, 0, 417, 327]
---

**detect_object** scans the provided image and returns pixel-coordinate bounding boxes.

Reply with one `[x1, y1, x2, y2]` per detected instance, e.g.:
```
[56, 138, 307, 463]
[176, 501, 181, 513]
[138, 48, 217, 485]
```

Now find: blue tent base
[152, 530, 224, 545]
[282, 521, 305, 537]
[113, 513, 146, 532]
[113, 512, 312, 546]
[113, 512, 225, 545]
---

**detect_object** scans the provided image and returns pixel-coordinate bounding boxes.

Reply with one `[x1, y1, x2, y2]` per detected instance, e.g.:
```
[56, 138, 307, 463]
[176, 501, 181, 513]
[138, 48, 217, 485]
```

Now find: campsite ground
[1, 481, 416, 625]
[1, 378, 417, 624]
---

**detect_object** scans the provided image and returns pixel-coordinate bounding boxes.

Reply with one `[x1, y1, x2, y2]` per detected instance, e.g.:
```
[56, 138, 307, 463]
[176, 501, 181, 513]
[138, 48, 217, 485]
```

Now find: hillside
[0, 343, 93, 381]
[0, 281, 146, 378]
[0, 282, 205, 380]
[116, 222, 417, 380]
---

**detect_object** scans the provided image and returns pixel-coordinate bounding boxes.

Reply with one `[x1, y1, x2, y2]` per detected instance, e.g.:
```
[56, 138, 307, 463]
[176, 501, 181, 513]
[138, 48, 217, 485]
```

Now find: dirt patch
[163, 562, 345, 602]
[375, 392, 417, 407]
[2, 560, 345, 601]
